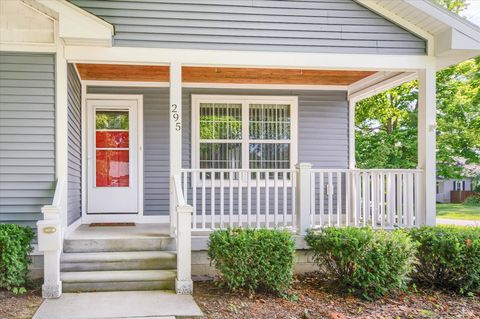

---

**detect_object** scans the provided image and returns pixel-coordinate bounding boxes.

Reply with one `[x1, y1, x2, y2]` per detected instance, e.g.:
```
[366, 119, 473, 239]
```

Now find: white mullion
[242, 101, 250, 169]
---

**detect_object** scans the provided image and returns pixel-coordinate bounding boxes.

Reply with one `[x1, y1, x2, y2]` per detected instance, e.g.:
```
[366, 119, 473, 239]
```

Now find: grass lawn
[437, 203, 480, 220]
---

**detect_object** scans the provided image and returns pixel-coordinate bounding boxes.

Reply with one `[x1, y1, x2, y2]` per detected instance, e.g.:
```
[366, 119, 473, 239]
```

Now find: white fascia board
[64, 46, 434, 71]
[35, 0, 113, 47]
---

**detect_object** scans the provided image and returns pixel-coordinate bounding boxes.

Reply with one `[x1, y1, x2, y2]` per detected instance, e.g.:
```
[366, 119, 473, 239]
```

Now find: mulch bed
[0, 287, 42, 319]
[193, 273, 480, 319]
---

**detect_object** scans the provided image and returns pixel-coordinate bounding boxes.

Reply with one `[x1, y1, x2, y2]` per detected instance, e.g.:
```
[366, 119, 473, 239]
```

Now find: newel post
[296, 163, 312, 235]
[37, 205, 63, 298]
[175, 204, 194, 294]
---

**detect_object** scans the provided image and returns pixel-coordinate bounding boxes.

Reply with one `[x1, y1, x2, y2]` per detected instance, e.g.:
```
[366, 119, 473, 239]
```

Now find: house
[436, 178, 473, 203]
[1, 0, 480, 299]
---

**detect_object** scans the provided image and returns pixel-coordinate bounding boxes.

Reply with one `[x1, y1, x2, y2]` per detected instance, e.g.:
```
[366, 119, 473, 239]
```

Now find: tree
[355, 0, 479, 179]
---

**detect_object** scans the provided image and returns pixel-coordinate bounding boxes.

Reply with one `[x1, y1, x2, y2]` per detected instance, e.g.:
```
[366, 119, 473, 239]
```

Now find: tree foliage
[355, 0, 479, 179]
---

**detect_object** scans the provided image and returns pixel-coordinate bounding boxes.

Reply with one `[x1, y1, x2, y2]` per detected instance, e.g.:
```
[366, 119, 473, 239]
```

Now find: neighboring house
[1, 0, 479, 299]
[436, 178, 473, 203]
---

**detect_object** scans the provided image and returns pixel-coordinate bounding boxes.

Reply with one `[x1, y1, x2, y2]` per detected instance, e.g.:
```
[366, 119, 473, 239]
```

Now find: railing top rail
[181, 168, 422, 173]
[51, 175, 66, 208]
[173, 174, 187, 206]
[310, 168, 423, 173]
[180, 168, 296, 173]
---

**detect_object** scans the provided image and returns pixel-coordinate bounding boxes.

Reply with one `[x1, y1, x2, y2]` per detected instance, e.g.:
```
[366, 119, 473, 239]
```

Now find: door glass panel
[95, 110, 130, 187]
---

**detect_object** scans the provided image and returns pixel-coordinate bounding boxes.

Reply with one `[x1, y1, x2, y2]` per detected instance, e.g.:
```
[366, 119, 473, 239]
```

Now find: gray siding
[0, 52, 56, 229]
[87, 87, 170, 216]
[70, 0, 426, 55]
[67, 64, 82, 225]
[86, 87, 348, 216]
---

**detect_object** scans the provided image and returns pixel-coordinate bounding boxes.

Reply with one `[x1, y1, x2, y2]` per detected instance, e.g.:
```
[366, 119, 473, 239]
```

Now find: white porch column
[348, 99, 356, 169]
[170, 62, 183, 236]
[295, 163, 312, 235]
[417, 67, 437, 226]
[56, 40, 69, 230]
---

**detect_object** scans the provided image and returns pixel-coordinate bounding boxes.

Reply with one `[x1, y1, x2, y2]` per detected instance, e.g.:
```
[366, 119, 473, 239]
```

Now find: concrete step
[61, 251, 177, 272]
[61, 270, 176, 293]
[63, 237, 175, 253]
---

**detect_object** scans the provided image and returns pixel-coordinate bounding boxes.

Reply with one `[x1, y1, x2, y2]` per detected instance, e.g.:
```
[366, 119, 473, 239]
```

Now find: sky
[465, 0, 480, 25]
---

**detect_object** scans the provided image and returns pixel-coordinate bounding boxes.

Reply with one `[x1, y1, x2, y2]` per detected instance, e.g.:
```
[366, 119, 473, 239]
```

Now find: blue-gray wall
[67, 64, 82, 225]
[70, 0, 426, 55]
[0, 52, 56, 229]
[87, 87, 348, 216]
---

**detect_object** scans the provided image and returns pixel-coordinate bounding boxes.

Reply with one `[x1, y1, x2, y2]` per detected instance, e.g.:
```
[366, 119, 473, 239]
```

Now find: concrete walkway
[33, 291, 204, 319]
[437, 218, 480, 226]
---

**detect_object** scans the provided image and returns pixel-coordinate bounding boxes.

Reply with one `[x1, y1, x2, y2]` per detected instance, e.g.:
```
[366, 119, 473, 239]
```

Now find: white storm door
[87, 99, 139, 214]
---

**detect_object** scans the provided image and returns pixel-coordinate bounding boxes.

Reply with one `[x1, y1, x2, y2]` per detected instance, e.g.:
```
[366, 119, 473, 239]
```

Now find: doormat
[89, 223, 136, 227]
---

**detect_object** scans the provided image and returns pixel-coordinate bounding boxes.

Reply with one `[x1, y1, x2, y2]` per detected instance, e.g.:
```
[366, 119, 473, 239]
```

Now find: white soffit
[358, 0, 480, 69]
[27, 0, 114, 47]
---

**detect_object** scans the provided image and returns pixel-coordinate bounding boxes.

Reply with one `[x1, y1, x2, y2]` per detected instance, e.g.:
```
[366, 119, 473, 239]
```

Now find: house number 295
[171, 104, 181, 131]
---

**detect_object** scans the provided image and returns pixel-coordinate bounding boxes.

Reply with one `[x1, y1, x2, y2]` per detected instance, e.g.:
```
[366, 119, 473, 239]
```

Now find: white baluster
[274, 172, 279, 227]
[247, 172, 252, 227]
[238, 171, 243, 227]
[319, 172, 324, 227]
[220, 171, 224, 229]
[211, 171, 215, 229]
[201, 172, 206, 229]
[229, 171, 233, 228]
[283, 172, 288, 227]
[337, 171, 342, 227]
[310, 172, 316, 228]
[265, 172, 270, 228]
[328, 172, 333, 226]
[192, 172, 197, 230]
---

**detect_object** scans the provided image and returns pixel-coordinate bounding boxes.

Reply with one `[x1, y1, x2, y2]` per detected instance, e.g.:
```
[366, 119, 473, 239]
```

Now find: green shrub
[409, 226, 480, 294]
[463, 194, 480, 206]
[208, 228, 296, 295]
[0, 224, 35, 292]
[305, 227, 417, 299]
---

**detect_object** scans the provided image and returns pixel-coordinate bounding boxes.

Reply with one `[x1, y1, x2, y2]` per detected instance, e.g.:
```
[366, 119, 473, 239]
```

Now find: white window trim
[191, 95, 298, 171]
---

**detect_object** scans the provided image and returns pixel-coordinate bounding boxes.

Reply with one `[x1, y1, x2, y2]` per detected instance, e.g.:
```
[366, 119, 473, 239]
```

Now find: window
[453, 181, 464, 191]
[95, 110, 130, 187]
[192, 95, 298, 170]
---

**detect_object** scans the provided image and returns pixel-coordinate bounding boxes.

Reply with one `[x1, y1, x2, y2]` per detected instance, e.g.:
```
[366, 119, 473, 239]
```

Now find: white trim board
[82, 94, 144, 224]
[65, 46, 435, 71]
[83, 80, 348, 91]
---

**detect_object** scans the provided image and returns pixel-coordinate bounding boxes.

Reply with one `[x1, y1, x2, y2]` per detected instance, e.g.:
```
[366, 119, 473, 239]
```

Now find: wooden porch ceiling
[76, 64, 376, 86]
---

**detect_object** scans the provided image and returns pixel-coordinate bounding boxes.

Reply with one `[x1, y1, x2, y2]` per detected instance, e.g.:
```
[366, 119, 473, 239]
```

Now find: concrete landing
[33, 291, 204, 319]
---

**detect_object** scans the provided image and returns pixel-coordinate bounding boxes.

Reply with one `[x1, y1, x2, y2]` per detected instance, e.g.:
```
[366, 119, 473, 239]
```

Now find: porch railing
[309, 169, 423, 229]
[180, 168, 297, 231]
[179, 165, 423, 232]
